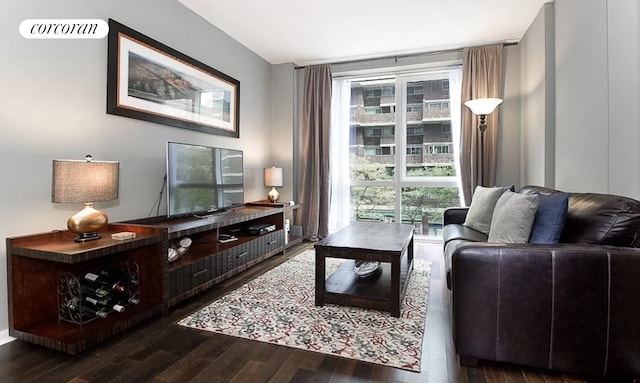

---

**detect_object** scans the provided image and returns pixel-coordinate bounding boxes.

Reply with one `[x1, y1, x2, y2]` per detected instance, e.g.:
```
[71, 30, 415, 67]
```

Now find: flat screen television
[166, 141, 244, 217]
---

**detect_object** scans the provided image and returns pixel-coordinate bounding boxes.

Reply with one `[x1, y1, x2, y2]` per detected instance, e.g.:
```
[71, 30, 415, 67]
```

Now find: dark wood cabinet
[6, 223, 165, 354]
[131, 205, 290, 307]
[6, 204, 301, 353]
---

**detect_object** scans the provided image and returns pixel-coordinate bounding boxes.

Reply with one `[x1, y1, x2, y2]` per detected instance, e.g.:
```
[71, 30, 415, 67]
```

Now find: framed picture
[107, 19, 240, 137]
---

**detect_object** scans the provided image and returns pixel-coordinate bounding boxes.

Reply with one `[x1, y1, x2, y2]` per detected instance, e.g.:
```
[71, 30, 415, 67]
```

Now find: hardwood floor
[0, 240, 632, 382]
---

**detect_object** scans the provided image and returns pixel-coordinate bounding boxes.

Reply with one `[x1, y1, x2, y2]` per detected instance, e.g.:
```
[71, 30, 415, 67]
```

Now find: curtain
[328, 77, 351, 234]
[460, 44, 503, 204]
[299, 64, 332, 241]
[448, 67, 465, 206]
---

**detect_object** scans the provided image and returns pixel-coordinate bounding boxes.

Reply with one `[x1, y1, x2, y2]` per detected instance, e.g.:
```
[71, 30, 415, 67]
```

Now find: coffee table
[314, 222, 414, 317]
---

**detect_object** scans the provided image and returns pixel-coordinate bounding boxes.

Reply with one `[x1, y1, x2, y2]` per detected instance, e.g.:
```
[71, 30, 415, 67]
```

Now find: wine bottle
[99, 268, 139, 287]
[65, 297, 81, 311]
[111, 292, 140, 305]
[83, 272, 126, 293]
[80, 280, 110, 298]
[81, 305, 110, 319]
[84, 295, 125, 313]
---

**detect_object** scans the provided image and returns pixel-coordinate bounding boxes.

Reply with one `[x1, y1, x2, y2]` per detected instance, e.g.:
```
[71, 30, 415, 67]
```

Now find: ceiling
[178, 0, 550, 66]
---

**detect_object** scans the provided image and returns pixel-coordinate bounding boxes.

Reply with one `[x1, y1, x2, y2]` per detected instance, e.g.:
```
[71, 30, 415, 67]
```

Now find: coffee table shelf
[324, 255, 413, 312]
[315, 222, 415, 317]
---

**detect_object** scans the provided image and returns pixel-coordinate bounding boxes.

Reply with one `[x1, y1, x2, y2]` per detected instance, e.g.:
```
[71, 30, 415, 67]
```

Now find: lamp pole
[478, 114, 488, 186]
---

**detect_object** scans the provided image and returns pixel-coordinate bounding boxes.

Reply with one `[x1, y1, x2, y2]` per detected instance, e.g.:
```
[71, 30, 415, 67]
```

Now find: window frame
[338, 66, 461, 229]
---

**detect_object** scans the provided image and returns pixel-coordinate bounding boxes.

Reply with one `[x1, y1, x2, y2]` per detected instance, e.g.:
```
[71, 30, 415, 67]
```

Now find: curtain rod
[294, 41, 518, 70]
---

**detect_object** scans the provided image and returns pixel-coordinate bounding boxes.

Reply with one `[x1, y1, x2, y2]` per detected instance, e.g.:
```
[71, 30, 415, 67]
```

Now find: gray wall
[519, 0, 639, 198]
[497, 45, 523, 189]
[0, 0, 274, 335]
[555, 0, 640, 196]
[607, 0, 640, 198]
[271, 63, 297, 203]
[520, 3, 555, 188]
[555, 0, 610, 193]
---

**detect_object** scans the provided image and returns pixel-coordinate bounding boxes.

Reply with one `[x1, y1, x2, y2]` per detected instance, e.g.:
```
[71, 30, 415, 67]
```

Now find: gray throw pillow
[463, 186, 505, 234]
[488, 191, 539, 243]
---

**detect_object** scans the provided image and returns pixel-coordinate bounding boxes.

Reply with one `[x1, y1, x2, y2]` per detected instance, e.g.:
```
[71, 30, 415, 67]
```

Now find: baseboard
[0, 330, 16, 346]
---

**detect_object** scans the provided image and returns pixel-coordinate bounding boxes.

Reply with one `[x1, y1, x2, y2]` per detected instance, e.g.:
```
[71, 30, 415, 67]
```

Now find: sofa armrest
[451, 243, 640, 376]
[443, 207, 469, 225]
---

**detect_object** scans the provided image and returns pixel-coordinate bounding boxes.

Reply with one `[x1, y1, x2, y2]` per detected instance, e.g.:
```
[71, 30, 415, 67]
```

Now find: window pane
[351, 186, 396, 223]
[350, 78, 396, 181]
[405, 79, 455, 178]
[342, 70, 461, 240]
[401, 186, 460, 237]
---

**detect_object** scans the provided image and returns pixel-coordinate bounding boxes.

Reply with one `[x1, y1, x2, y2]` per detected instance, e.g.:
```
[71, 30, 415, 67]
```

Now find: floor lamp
[464, 98, 503, 186]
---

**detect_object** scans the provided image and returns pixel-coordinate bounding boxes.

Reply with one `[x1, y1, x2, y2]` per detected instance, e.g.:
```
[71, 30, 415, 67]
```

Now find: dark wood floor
[0, 241, 632, 382]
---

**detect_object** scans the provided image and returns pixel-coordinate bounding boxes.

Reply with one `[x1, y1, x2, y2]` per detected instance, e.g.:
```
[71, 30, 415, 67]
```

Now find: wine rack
[6, 224, 164, 354]
[57, 260, 141, 326]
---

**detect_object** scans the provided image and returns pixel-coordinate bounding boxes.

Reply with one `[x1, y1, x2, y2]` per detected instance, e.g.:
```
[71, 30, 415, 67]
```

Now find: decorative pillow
[528, 193, 569, 244]
[488, 191, 539, 243]
[463, 186, 505, 234]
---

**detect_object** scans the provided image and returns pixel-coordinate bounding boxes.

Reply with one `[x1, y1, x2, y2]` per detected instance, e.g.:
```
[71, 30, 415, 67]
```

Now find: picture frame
[107, 19, 240, 137]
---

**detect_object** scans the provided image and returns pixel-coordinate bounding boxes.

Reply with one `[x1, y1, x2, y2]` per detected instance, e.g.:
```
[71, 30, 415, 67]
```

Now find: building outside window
[341, 71, 461, 238]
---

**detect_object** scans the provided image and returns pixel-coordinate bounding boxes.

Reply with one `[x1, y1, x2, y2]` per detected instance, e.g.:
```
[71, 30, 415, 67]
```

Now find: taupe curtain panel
[299, 64, 332, 241]
[460, 44, 503, 204]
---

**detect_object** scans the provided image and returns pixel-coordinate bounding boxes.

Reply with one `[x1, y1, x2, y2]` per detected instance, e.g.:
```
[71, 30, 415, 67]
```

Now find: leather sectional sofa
[442, 185, 640, 377]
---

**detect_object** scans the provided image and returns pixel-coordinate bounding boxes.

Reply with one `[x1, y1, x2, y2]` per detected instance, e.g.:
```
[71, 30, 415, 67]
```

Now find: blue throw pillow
[528, 193, 569, 244]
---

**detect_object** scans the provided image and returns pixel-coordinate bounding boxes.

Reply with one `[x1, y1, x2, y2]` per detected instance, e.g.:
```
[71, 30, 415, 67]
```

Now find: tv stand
[126, 204, 299, 307]
[6, 204, 302, 354]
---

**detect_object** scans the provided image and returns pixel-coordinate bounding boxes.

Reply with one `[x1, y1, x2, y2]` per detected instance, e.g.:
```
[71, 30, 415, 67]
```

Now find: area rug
[177, 250, 431, 372]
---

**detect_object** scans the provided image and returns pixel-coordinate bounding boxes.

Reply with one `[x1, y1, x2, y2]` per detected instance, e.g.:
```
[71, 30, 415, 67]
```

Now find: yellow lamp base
[267, 187, 280, 203]
[67, 203, 109, 242]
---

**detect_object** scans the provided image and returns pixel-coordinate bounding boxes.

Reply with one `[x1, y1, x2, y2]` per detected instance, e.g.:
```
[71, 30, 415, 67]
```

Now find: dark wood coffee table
[314, 222, 414, 317]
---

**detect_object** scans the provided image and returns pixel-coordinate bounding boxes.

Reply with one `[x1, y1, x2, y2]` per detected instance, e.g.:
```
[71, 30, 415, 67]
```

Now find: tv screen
[166, 141, 244, 217]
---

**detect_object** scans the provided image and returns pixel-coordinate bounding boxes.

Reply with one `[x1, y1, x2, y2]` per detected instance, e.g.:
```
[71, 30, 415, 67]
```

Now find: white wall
[520, 0, 639, 199]
[554, 0, 640, 197]
[607, 0, 640, 198]
[0, 0, 274, 334]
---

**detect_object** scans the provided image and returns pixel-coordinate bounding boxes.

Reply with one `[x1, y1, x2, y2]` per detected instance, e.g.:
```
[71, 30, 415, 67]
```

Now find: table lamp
[264, 166, 283, 203]
[52, 155, 119, 242]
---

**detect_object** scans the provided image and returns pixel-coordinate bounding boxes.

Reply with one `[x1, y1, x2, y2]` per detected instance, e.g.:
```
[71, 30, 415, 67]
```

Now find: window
[407, 104, 423, 113]
[425, 101, 449, 109]
[407, 84, 423, 95]
[427, 144, 451, 154]
[365, 89, 381, 98]
[364, 146, 381, 156]
[338, 68, 462, 238]
[407, 127, 423, 135]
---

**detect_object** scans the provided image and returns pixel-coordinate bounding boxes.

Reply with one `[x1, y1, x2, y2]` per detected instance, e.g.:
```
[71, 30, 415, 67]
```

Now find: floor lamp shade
[52, 156, 119, 242]
[464, 98, 503, 116]
[464, 98, 503, 187]
[264, 166, 283, 202]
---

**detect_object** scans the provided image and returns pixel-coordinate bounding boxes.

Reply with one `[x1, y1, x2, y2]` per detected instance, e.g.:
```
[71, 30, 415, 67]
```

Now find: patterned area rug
[177, 250, 432, 372]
